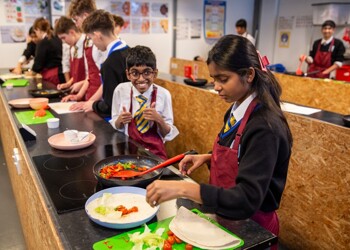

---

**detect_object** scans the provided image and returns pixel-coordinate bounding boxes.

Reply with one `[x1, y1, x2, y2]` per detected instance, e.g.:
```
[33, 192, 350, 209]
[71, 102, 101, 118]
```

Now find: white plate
[8, 98, 33, 108]
[48, 102, 83, 114]
[48, 132, 96, 150]
[85, 186, 159, 229]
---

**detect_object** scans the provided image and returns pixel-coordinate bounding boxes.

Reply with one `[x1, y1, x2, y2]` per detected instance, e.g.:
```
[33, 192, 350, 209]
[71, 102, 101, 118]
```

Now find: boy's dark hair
[235, 19, 247, 29]
[55, 16, 80, 35]
[112, 15, 125, 27]
[82, 10, 115, 36]
[322, 20, 336, 28]
[68, 0, 96, 17]
[126, 45, 157, 69]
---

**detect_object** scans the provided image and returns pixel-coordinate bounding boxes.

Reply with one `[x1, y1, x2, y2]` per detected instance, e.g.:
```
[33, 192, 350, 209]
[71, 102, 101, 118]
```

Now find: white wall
[259, 0, 350, 72]
[175, 0, 255, 61]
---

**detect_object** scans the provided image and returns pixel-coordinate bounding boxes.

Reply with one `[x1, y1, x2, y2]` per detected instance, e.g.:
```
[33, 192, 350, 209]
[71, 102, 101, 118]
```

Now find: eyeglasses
[128, 69, 156, 80]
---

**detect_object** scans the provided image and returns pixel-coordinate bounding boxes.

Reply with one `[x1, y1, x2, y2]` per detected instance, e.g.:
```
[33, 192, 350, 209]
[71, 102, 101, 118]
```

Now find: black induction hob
[32, 141, 183, 214]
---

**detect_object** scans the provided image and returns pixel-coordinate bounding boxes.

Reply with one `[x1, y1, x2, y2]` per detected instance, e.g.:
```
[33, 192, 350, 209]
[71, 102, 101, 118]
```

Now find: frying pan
[284, 70, 321, 77]
[93, 150, 197, 188]
[94, 155, 162, 188]
[184, 78, 208, 86]
[28, 89, 69, 98]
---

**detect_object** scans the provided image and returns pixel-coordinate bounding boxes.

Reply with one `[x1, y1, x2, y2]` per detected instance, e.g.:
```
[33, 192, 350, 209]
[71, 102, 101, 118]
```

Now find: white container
[47, 118, 60, 129]
[63, 129, 78, 142]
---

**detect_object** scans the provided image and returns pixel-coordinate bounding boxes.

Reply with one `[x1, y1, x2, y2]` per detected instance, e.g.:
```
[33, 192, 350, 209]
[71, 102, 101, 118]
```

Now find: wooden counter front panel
[0, 95, 63, 250]
[275, 73, 350, 115]
[155, 77, 350, 249]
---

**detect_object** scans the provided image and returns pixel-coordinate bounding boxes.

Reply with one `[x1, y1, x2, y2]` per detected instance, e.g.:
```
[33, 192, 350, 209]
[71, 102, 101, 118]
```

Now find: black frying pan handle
[184, 150, 198, 155]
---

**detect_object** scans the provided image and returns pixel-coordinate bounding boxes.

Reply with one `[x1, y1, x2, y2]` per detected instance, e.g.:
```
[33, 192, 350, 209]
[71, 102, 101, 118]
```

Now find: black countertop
[0, 75, 278, 249]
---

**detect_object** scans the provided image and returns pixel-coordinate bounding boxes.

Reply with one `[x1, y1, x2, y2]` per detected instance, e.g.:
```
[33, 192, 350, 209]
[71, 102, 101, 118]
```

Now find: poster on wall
[176, 18, 189, 40]
[279, 31, 290, 48]
[190, 19, 201, 39]
[151, 2, 168, 17]
[51, 0, 65, 16]
[23, 0, 49, 18]
[204, 0, 226, 39]
[1, 26, 26, 43]
[4, 0, 24, 23]
[111, 1, 131, 17]
[110, 1, 169, 35]
[151, 19, 168, 33]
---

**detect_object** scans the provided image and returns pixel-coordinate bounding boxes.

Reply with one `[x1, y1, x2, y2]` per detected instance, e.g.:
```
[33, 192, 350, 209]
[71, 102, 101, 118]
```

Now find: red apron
[308, 39, 334, 78]
[128, 86, 168, 160]
[209, 99, 279, 237]
[84, 43, 102, 100]
[70, 45, 86, 83]
[41, 67, 61, 85]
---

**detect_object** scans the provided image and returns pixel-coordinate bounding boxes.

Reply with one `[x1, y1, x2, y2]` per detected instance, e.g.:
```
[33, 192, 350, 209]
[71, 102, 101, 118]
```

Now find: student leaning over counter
[30, 17, 65, 85]
[146, 35, 293, 249]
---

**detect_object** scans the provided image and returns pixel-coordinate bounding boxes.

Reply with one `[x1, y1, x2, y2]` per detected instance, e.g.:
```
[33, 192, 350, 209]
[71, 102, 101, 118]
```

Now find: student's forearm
[155, 117, 171, 137]
[324, 64, 339, 74]
[88, 85, 102, 101]
[64, 72, 70, 82]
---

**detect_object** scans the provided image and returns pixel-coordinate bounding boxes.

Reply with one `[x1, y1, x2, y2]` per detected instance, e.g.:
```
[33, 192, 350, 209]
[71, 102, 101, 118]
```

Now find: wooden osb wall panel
[156, 76, 350, 249]
[169, 57, 211, 81]
[169, 58, 350, 114]
[275, 73, 350, 115]
[155, 78, 230, 184]
[278, 113, 350, 249]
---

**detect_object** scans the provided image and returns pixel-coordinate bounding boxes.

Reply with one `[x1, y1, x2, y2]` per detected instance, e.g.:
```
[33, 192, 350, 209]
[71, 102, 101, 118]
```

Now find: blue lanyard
[107, 40, 123, 57]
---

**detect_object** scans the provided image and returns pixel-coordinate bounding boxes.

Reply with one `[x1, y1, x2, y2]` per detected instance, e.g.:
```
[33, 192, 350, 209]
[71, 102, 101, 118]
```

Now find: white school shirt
[228, 93, 257, 148]
[241, 32, 256, 46]
[109, 82, 179, 142]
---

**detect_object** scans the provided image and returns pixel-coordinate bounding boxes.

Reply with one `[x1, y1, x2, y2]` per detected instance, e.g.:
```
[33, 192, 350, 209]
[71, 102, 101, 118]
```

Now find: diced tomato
[167, 230, 174, 236]
[174, 235, 182, 244]
[163, 240, 172, 250]
[185, 244, 193, 250]
[167, 235, 175, 245]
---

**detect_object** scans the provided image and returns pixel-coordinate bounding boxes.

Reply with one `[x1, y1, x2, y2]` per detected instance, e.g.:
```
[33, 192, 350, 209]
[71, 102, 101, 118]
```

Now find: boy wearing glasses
[110, 46, 179, 159]
[81, 10, 129, 118]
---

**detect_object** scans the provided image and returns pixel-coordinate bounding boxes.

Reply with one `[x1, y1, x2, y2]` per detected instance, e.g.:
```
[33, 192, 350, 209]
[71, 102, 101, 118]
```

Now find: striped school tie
[134, 95, 149, 133]
[73, 45, 78, 58]
[223, 114, 236, 133]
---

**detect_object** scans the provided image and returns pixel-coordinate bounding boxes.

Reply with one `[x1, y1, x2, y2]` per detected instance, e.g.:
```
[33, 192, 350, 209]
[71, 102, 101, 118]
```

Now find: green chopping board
[14, 110, 55, 125]
[2, 79, 29, 87]
[93, 209, 244, 250]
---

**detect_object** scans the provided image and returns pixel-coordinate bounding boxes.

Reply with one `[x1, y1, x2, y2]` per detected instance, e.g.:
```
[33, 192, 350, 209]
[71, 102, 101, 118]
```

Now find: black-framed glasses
[128, 69, 156, 80]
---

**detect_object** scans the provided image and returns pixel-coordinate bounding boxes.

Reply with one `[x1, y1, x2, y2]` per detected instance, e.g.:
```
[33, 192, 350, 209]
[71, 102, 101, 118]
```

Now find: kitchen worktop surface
[0, 73, 278, 249]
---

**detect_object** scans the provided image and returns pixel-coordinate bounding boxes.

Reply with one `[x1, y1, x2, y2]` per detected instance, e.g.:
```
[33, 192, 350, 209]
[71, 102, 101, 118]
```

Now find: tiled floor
[0, 138, 26, 250]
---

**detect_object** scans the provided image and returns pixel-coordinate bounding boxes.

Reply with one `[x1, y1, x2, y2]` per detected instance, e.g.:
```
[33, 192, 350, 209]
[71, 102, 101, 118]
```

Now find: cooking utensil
[184, 78, 208, 86]
[296, 54, 306, 76]
[93, 150, 197, 187]
[190, 74, 196, 82]
[304, 70, 321, 77]
[110, 150, 197, 178]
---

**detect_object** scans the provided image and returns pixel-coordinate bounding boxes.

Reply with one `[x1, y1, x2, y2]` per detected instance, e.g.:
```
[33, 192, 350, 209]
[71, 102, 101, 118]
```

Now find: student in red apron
[55, 16, 87, 92]
[31, 17, 65, 85]
[306, 20, 345, 78]
[146, 35, 293, 241]
[110, 46, 179, 160]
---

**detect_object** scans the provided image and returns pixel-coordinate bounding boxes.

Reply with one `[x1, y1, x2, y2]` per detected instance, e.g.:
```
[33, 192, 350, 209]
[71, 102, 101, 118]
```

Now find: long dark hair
[207, 34, 292, 144]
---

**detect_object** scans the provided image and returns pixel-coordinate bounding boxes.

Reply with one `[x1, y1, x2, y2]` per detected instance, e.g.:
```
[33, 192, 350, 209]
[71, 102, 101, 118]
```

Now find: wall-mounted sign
[204, 0, 226, 39]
